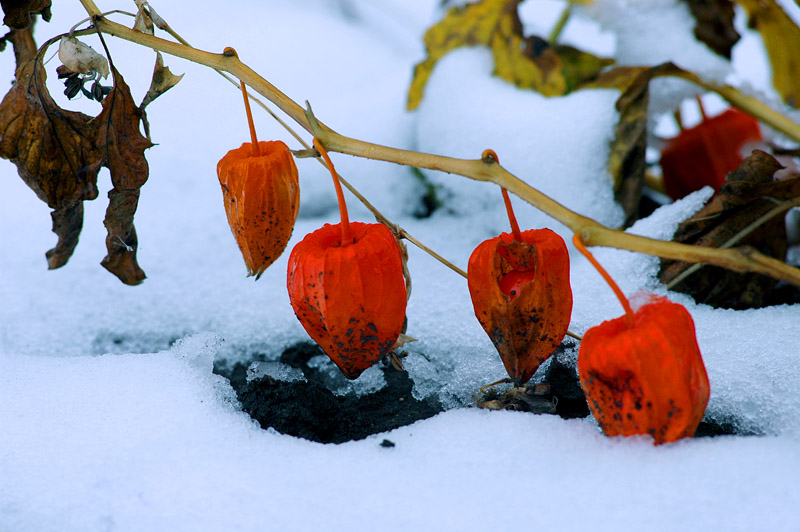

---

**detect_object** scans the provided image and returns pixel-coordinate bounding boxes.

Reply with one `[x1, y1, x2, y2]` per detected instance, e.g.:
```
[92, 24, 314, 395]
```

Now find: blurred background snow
[1, 0, 799, 530]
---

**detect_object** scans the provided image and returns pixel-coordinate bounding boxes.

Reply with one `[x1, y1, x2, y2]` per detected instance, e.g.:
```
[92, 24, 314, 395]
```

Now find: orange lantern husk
[467, 171, 572, 385]
[287, 138, 407, 379]
[573, 234, 710, 445]
[217, 140, 299, 277]
[468, 228, 572, 385]
[216, 60, 299, 278]
[660, 106, 761, 200]
[287, 221, 407, 379]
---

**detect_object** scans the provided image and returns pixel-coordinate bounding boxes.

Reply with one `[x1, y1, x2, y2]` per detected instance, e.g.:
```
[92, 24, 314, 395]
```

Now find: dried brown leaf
[133, 3, 154, 35]
[1, 0, 50, 30]
[682, 0, 740, 58]
[586, 64, 687, 226]
[0, 52, 153, 284]
[94, 68, 154, 285]
[47, 203, 84, 269]
[0, 56, 103, 267]
[139, 52, 183, 112]
[660, 150, 800, 308]
[584, 63, 703, 226]
[6, 24, 36, 65]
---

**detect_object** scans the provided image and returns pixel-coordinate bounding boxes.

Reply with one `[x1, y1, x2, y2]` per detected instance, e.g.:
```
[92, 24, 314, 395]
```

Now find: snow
[414, 47, 624, 233]
[582, 0, 732, 122]
[1, 0, 800, 530]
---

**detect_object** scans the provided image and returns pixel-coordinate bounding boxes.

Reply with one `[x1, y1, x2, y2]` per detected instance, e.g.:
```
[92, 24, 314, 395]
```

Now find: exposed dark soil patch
[215, 342, 444, 444]
[542, 349, 591, 419]
[476, 343, 591, 418]
[215, 340, 743, 443]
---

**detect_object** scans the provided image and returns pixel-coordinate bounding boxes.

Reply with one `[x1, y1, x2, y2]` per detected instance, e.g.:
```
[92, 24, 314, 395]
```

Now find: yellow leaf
[736, 0, 800, 108]
[407, 0, 611, 110]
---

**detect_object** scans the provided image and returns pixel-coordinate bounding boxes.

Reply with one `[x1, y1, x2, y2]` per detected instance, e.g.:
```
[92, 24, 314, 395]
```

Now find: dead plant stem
[76, 0, 800, 287]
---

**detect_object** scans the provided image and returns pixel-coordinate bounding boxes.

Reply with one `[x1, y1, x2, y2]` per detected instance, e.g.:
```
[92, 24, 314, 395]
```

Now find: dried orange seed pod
[660, 107, 761, 200]
[287, 139, 407, 379]
[578, 295, 710, 444]
[573, 234, 710, 445]
[217, 140, 299, 277]
[468, 227, 572, 385]
[287, 221, 407, 379]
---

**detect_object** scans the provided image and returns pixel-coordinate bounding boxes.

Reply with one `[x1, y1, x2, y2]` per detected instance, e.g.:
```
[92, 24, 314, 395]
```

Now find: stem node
[482, 149, 499, 165]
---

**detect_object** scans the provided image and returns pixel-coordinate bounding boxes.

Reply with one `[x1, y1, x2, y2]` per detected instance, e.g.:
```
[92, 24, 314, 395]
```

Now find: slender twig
[573, 234, 635, 326]
[68, 10, 135, 36]
[74, 0, 800, 287]
[548, 4, 572, 44]
[479, 378, 513, 394]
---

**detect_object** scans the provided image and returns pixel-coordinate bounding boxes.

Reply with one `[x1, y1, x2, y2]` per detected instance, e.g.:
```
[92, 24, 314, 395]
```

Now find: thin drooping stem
[573, 233, 635, 327]
[223, 48, 260, 156]
[548, 4, 572, 44]
[501, 188, 523, 241]
[673, 108, 684, 133]
[313, 138, 351, 244]
[241, 80, 259, 156]
[696, 95, 707, 122]
[483, 150, 523, 241]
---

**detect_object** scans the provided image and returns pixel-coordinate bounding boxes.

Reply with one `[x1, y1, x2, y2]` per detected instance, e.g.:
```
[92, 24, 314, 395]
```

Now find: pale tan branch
[77, 2, 469, 278]
[76, 0, 800, 288]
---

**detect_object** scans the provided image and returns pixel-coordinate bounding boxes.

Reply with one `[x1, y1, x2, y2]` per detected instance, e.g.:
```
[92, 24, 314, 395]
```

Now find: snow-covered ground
[1, 1, 799, 530]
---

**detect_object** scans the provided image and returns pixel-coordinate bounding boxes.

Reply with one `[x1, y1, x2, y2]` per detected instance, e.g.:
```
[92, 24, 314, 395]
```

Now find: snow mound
[413, 47, 625, 237]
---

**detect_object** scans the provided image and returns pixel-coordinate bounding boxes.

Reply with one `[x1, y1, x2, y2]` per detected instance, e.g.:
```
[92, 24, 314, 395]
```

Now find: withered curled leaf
[0, 52, 153, 284]
[586, 63, 691, 226]
[683, 0, 740, 58]
[133, 2, 155, 35]
[6, 24, 36, 64]
[139, 52, 183, 112]
[407, 0, 611, 110]
[660, 150, 800, 308]
[0, 56, 103, 268]
[0, 0, 50, 30]
[95, 68, 154, 285]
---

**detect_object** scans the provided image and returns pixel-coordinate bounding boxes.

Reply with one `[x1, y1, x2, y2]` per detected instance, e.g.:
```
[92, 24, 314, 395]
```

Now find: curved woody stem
[74, 0, 800, 288]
